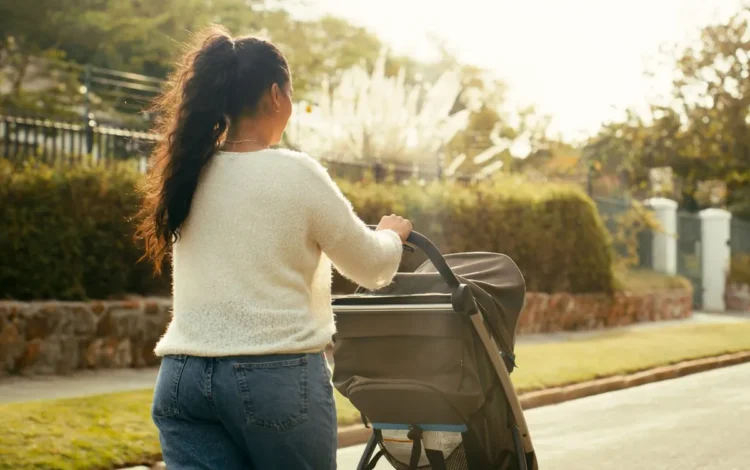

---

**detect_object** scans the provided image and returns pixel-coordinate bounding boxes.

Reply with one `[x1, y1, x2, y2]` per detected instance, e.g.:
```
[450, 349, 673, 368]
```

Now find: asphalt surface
[337, 362, 750, 469]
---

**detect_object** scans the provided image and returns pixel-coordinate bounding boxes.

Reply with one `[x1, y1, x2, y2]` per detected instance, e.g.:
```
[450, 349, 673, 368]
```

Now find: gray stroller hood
[367, 251, 526, 358]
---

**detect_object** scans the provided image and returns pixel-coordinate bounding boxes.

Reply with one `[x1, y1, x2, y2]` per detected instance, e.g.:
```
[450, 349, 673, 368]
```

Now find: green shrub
[0, 159, 169, 300]
[729, 254, 750, 285]
[337, 175, 615, 294]
[596, 199, 662, 269]
[0, 161, 615, 300]
[612, 268, 692, 293]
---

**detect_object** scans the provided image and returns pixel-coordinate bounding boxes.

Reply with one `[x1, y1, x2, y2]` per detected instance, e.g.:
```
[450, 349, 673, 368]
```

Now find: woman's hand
[376, 214, 413, 243]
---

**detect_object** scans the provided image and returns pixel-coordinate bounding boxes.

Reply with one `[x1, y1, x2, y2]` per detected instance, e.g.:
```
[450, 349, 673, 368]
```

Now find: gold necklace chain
[223, 138, 266, 145]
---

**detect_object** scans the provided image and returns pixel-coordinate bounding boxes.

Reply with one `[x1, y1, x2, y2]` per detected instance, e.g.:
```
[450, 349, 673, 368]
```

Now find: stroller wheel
[357, 432, 381, 470]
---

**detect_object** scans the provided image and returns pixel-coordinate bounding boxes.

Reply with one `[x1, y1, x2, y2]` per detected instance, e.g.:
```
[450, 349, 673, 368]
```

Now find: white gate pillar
[699, 208, 732, 311]
[645, 197, 678, 275]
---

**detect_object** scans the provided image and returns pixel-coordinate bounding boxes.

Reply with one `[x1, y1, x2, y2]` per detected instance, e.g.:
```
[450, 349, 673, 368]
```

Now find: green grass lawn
[2, 322, 749, 470]
[510, 322, 750, 393]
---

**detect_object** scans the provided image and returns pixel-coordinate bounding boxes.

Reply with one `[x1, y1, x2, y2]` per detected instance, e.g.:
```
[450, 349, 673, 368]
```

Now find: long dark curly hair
[135, 25, 290, 273]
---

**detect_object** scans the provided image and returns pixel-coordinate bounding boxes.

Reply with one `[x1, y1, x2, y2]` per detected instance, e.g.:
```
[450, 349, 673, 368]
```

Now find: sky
[296, 0, 745, 141]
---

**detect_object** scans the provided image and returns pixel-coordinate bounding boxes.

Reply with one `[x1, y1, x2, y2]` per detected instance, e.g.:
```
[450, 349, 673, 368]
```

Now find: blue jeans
[151, 352, 337, 469]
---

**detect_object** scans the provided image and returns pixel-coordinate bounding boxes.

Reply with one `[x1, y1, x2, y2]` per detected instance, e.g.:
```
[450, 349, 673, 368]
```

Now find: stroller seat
[366, 423, 469, 470]
[332, 230, 539, 470]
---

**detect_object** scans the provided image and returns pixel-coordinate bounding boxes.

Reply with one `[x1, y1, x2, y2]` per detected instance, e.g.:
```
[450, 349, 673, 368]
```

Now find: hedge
[335, 177, 615, 294]
[0, 159, 170, 300]
[0, 159, 614, 300]
[729, 254, 750, 286]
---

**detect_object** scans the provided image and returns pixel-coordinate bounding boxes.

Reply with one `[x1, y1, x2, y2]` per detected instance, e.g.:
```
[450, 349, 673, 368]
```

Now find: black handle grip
[367, 225, 460, 290]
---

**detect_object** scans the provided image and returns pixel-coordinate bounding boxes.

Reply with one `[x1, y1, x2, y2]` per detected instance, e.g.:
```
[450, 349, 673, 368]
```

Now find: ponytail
[136, 25, 291, 272]
[135, 26, 238, 272]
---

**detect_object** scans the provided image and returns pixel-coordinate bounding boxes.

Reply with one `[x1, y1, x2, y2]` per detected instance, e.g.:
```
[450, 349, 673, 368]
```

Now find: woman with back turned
[136, 25, 412, 469]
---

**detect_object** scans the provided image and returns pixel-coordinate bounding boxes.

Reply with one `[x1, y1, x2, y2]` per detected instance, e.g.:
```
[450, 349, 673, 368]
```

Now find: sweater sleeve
[304, 160, 404, 291]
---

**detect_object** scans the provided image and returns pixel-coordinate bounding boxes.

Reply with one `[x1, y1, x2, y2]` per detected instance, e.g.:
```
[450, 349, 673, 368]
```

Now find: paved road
[337, 362, 750, 469]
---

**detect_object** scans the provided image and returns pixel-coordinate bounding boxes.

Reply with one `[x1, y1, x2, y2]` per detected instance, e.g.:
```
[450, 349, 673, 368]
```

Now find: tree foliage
[585, 6, 750, 217]
[0, 0, 545, 169]
[0, 0, 409, 97]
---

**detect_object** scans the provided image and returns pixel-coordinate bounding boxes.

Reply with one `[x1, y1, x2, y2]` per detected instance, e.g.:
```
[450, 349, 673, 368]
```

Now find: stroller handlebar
[367, 225, 460, 290]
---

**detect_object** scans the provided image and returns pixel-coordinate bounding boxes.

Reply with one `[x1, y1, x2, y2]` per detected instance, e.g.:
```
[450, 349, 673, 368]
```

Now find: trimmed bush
[612, 268, 692, 293]
[0, 161, 614, 300]
[337, 176, 615, 294]
[0, 159, 170, 300]
[729, 254, 750, 286]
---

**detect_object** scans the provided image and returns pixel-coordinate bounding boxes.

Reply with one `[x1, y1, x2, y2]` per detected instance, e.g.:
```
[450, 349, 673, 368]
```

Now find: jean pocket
[233, 355, 309, 432]
[152, 355, 188, 418]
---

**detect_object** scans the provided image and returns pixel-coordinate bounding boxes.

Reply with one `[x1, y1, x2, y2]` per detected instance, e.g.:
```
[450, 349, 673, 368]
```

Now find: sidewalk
[0, 367, 159, 405]
[1, 311, 747, 405]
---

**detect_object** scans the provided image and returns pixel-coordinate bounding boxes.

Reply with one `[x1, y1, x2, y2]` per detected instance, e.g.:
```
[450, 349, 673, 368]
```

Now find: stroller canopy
[365, 252, 526, 357]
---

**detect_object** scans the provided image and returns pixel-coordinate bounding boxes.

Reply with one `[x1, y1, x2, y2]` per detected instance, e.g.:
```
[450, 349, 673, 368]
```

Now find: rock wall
[0, 289, 693, 376]
[518, 289, 693, 334]
[0, 298, 171, 376]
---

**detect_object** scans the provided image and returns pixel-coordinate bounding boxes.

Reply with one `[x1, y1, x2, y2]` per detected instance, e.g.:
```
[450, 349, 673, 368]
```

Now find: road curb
[335, 350, 750, 448]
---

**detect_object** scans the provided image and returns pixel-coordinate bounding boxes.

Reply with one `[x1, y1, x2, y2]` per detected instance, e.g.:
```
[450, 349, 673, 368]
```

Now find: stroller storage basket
[333, 300, 484, 426]
[332, 230, 538, 470]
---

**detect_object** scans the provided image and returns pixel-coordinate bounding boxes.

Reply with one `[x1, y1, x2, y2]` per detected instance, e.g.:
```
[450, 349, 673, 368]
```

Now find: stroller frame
[333, 229, 537, 470]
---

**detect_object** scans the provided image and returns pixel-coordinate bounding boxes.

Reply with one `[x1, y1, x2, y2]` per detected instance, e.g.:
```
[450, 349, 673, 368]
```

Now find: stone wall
[518, 289, 693, 334]
[0, 298, 171, 376]
[0, 288, 693, 376]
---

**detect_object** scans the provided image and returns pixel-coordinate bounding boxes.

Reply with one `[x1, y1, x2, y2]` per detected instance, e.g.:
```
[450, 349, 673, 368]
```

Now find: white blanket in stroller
[381, 429, 463, 466]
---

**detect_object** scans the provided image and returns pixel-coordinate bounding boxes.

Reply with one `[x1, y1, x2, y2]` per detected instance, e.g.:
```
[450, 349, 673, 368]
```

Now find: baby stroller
[332, 229, 538, 470]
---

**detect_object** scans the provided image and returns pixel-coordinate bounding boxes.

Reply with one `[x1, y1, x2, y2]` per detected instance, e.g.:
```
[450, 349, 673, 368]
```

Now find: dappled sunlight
[2, 1, 750, 469]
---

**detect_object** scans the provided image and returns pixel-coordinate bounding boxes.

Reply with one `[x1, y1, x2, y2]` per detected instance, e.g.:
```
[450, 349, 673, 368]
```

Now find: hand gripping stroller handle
[367, 225, 460, 290]
[405, 231, 461, 290]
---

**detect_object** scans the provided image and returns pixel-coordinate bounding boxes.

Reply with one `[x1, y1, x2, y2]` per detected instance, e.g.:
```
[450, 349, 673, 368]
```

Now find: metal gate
[677, 212, 703, 308]
[594, 196, 654, 269]
[731, 218, 750, 255]
[636, 228, 653, 269]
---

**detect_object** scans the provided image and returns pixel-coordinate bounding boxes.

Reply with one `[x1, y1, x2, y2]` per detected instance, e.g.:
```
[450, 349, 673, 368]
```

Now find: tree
[271, 15, 384, 95]
[0, 0, 419, 101]
[585, 5, 750, 215]
[0, 0, 275, 75]
[422, 36, 551, 176]
[0, 0, 100, 92]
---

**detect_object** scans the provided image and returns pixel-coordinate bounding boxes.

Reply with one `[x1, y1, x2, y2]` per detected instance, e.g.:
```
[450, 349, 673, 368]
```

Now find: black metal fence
[676, 212, 703, 307]
[321, 158, 471, 184]
[731, 218, 750, 255]
[1, 113, 471, 183]
[594, 196, 653, 269]
[1, 114, 157, 166]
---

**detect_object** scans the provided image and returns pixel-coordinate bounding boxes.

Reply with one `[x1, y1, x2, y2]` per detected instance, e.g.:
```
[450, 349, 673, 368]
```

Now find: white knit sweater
[154, 149, 404, 357]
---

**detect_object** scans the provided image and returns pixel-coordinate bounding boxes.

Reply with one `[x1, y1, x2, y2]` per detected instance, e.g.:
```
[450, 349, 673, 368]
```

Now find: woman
[136, 25, 412, 469]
